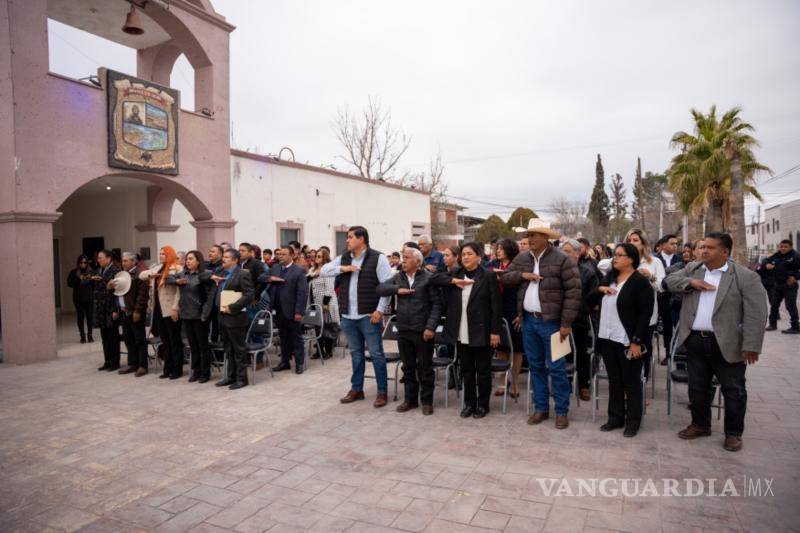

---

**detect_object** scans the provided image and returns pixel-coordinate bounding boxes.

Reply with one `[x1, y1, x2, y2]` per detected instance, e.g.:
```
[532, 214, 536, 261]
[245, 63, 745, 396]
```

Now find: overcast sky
[50, 0, 800, 224]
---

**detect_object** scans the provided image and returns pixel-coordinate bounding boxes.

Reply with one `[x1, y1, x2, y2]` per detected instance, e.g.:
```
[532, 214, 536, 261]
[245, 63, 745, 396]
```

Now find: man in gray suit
[664, 232, 767, 452]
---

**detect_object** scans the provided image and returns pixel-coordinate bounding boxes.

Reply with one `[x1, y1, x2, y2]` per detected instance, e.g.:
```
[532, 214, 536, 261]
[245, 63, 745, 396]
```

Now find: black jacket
[577, 262, 599, 323]
[241, 258, 267, 299]
[432, 266, 503, 347]
[67, 267, 95, 304]
[170, 270, 215, 321]
[764, 250, 800, 286]
[216, 267, 255, 328]
[377, 268, 443, 333]
[92, 263, 121, 328]
[588, 270, 654, 346]
[123, 267, 149, 316]
[267, 263, 309, 320]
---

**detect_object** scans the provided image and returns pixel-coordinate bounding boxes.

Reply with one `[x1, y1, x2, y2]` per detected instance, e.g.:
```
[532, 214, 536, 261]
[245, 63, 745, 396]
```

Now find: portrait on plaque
[107, 69, 179, 174]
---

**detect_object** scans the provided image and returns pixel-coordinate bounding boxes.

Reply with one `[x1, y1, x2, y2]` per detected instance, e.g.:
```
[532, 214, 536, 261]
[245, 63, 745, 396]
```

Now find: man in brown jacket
[502, 219, 581, 429]
[117, 252, 150, 376]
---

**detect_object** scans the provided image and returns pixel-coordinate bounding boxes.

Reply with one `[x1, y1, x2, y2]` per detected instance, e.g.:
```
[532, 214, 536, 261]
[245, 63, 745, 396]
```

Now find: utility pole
[682, 214, 689, 243]
[658, 198, 664, 238]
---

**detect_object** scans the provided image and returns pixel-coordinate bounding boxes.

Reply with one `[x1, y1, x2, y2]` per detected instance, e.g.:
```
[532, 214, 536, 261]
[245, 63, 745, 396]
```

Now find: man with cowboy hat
[502, 217, 581, 429]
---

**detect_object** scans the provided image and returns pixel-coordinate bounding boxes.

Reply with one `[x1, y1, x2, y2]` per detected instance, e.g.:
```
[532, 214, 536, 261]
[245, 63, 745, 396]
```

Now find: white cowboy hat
[525, 217, 561, 239]
[113, 270, 132, 296]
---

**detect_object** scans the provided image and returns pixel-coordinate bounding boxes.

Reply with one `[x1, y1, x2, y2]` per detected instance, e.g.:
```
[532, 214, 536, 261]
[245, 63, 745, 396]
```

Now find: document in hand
[220, 290, 244, 310]
[550, 331, 572, 361]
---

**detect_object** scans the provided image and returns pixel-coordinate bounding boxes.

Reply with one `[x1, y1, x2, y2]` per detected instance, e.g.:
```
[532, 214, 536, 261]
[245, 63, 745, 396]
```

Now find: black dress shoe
[782, 327, 800, 334]
[215, 378, 234, 387]
[159, 373, 170, 379]
[295, 365, 304, 375]
[472, 407, 488, 419]
[80, 337, 86, 344]
[97, 364, 110, 371]
[460, 405, 475, 418]
[765, 325, 777, 331]
[106, 365, 119, 372]
[623, 426, 639, 438]
[600, 422, 624, 432]
[198, 376, 209, 384]
[229, 381, 248, 390]
[169, 374, 182, 380]
[118, 367, 136, 375]
[87, 335, 94, 343]
[272, 363, 291, 372]
[309, 352, 321, 360]
[188, 373, 199, 383]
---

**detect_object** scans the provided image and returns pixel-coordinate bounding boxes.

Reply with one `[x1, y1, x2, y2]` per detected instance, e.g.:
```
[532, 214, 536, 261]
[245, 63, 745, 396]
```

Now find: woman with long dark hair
[140, 246, 183, 379]
[172, 250, 215, 383]
[67, 254, 95, 343]
[588, 243, 654, 437]
[308, 247, 340, 359]
[435, 242, 503, 418]
[492, 238, 524, 400]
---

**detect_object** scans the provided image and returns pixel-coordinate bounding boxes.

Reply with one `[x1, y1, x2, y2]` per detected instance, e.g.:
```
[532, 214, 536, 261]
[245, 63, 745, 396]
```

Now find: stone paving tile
[2, 327, 799, 532]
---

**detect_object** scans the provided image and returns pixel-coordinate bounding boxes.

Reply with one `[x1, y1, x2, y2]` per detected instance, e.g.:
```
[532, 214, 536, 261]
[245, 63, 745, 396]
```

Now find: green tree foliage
[476, 214, 514, 242]
[506, 207, 538, 231]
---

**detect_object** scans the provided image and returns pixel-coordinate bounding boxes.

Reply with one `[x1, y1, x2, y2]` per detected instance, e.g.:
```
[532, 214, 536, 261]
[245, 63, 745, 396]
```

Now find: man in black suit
[657, 234, 681, 354]
[213, 249, 255, 390]
[117, 252, 150, 376]
[268, 245, 309, 374]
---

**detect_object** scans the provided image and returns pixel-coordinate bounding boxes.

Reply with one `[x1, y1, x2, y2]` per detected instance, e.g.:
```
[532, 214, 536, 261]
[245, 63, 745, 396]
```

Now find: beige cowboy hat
[525, 217, 561, 239]
[112, 270, 132, 296]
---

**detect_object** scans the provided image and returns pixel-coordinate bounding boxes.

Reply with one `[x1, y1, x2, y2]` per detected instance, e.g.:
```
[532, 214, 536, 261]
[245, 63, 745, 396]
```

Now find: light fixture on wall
[106, 185, 112, 191]
[122, 2, 145, 36]
[78, 75, 102, 88]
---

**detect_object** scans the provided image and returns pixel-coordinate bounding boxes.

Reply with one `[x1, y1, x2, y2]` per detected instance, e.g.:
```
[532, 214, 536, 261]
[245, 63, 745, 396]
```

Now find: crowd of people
[68, 218, 800, 452]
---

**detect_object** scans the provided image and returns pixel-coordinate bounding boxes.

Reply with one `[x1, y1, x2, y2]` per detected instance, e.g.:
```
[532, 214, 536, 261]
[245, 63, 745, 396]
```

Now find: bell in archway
[122, 6, 144, 36]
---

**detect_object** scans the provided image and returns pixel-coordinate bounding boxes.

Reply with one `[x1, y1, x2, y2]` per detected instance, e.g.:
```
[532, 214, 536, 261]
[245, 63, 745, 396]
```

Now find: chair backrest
[382, 315, 400, 341]
[433, 316, 447, 345]
[302, 304, 324, 329]
[247, 310, 273, 343]
[499, 318, 514, 354]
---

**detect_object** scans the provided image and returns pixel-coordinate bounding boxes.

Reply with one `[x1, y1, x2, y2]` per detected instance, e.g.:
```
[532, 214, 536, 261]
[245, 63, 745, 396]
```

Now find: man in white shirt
[321, 226, 394, 408]
[664, 232, 768, 453]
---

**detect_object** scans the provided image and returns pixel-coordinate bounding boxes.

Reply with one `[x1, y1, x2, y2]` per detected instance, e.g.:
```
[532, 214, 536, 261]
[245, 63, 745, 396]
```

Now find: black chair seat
[670, 369, 689, 383]
[366, 352, 401, 363]
[147, 337, 161, 344]
[675, 344, 689, 356]
[490, 358, 511, 372]
[246, 342, 266, 352]
[209, 340, 224, 349]
[432, 356, 453, 366]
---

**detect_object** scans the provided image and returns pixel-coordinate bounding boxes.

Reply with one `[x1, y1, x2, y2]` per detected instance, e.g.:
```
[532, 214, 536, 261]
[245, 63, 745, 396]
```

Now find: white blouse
[458, 282, 473, 344]
[598, 280, 630, 346]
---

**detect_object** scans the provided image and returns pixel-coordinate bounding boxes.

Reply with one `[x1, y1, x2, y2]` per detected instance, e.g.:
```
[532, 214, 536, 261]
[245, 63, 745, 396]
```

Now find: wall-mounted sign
[106, 69, 179, 175]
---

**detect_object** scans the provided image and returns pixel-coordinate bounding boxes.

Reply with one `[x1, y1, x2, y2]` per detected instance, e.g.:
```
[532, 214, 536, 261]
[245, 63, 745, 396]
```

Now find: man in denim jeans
[502, 218, 581, 429]
[321, 226, 394, 407]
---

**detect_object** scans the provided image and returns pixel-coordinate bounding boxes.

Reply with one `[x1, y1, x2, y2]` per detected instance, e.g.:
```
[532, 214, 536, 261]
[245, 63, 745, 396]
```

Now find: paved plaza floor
[1, 316, 799, 532]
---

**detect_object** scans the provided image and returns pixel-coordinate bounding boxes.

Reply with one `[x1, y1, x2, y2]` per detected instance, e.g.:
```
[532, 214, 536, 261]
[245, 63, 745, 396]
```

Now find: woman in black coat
[587, 243, 654, 437]
[92, 249, 122, 371]
[170, 250, 216, 383]
[67, 254, 95, 343]
[433, 242, 503, 418]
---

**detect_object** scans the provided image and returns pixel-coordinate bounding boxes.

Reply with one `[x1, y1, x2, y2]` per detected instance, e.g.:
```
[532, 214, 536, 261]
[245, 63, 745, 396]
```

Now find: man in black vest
[321, 226, 395, 407]
[657, 234, 681, 353]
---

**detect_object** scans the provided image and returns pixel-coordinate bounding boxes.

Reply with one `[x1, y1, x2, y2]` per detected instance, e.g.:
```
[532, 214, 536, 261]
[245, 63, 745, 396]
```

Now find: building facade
[430, 202, 465, 249]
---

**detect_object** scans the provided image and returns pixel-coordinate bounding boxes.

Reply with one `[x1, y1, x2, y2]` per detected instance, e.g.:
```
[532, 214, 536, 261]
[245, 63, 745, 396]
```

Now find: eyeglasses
[613, 253, 628, 258]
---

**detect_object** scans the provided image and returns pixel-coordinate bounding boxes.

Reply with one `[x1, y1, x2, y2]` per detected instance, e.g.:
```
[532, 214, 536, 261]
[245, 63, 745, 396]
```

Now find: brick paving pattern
[1, 319, 799, 532]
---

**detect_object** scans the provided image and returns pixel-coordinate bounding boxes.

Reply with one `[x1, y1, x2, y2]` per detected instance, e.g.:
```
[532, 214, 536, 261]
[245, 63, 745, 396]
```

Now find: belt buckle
[699, 330, 713, 338]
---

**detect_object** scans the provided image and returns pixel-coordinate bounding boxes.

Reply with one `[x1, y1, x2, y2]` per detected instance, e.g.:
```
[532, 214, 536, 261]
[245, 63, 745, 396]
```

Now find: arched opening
[52, 174, 213, 347]
[170, 54, 195, 111]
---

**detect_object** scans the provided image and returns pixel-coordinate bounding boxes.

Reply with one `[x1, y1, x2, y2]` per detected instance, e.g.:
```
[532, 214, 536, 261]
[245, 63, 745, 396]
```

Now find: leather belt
[526, 311, 544, 319]
[690, 330, 715, 338]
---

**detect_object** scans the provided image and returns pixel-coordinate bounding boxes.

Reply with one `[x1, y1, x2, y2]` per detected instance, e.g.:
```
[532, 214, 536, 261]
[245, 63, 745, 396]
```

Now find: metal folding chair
[667, 327, 723, 419]
[491, 319, 514, 414]
[301, 304, 325, 366]
[431, 317, 458, 408]
[365, 315, 401, 401]
[244, 310, 274, 385]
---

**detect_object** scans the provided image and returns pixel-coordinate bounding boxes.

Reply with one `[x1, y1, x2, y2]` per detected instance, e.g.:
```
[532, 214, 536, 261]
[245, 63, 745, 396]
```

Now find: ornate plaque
[107, 69, 179, 174]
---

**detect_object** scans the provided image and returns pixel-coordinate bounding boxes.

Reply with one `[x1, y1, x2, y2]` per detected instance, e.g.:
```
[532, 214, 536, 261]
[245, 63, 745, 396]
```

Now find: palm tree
[667, 106, 770, 241]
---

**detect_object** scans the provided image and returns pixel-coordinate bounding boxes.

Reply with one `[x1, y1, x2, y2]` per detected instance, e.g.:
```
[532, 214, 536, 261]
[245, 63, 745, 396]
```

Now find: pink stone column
[0, 211, 61, 364]
[190, 219, 237, 252]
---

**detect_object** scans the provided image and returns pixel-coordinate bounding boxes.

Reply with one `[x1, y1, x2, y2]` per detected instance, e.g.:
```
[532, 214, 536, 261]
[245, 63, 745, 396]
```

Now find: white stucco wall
[226, 154, 431, 254]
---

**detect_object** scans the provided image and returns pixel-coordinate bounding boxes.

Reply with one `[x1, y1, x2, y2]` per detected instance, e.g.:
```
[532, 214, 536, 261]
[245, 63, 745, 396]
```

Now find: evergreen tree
[506, 207, 538, 231]
[476, 214, 514, 242]
[587, 154, 610, 239]
[631, 157, 646, 232]
[608, 173, 627, 220]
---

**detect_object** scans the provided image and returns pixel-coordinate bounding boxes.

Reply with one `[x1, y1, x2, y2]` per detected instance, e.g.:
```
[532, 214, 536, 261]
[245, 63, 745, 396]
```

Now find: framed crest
[106, 69, 179, 174]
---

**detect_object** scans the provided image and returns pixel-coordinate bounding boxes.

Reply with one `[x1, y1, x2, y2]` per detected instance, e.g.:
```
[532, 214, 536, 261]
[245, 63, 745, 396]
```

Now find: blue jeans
[523, 314, 571, 416]
[340, 316, 388, 394]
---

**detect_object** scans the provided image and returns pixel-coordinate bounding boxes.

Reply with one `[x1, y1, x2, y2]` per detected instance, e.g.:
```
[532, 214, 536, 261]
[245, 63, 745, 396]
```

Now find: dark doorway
[82, 236, 105, 266]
